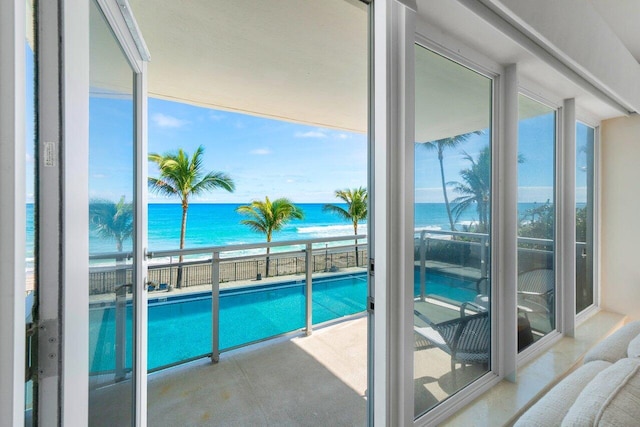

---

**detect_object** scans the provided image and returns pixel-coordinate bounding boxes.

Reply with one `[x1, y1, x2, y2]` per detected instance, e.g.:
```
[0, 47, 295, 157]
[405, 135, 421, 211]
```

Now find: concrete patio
[88, 303, 485, 426]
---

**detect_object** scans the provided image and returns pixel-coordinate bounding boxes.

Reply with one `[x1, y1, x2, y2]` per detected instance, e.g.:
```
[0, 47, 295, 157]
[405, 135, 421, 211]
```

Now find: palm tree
[148, 145, 235, 287]
[89, 196, 133, 288]
[449, 146, 525, 233]
[418, 131, 481, 231]
[89, 196, 133, 252]
[236, 197, 304, 277]
[450, 146, 491, 233]
[323, 187, 367, 267]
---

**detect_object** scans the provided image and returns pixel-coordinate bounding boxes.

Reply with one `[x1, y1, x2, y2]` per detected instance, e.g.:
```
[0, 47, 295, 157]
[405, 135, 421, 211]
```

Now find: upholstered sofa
[515, 321, 640, 426]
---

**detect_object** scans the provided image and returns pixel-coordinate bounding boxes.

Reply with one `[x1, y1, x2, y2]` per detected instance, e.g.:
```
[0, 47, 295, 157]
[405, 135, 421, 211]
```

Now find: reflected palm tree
[450, 146, 491, 233]
[89, 196, 133, 252]
[418, 132, 481, 231]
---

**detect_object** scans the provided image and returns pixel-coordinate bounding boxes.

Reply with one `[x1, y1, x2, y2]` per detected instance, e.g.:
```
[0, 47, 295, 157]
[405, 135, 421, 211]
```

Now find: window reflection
[517, 94, 556, 351]
[576, 123, 595, 313]
[88, 1, 136, 424]
[414, 45, 492, 418]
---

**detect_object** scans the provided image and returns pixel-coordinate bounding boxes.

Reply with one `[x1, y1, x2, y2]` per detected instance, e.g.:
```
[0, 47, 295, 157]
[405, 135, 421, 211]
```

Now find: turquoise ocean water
[25, 202, 558, 265]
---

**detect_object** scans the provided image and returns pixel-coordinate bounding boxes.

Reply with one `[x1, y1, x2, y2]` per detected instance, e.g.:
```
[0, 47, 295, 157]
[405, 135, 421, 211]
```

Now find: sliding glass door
[517, 94, 556, 350]
[88, 1, 148, 425]
[413, 44, 493, 417]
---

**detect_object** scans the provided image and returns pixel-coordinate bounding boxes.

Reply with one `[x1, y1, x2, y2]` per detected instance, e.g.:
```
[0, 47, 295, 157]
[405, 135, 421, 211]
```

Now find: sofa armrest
[584, 320, 640, 364]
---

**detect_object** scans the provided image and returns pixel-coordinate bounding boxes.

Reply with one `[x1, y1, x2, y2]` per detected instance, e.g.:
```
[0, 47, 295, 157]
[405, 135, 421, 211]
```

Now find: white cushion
[514, 360, 611, 427]
[628, 334, 640, 359]
[584, 321, 640, 363]
[562, 358, 640, 426]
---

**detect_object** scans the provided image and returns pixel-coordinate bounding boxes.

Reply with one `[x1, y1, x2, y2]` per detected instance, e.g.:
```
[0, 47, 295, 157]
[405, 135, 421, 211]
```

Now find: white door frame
[93, 1, 150, 424]
[371, 0, 416, 425]
[36, 0, 149, 424]
[0, 0, 27, 425]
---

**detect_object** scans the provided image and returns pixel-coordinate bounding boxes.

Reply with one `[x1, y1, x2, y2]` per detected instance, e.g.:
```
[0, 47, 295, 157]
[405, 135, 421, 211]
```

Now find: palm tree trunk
[177, 202, 188, 288]
[439, 153, 456, 231]
[115, 240, 126, 290]
[265, 246, 271, 278]
[353, 222, 359, 267]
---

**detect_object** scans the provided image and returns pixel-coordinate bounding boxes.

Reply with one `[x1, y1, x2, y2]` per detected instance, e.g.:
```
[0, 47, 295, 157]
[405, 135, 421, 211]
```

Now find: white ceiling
[415, 0, 637, 121]
[124, 0, 640, 138]
[590, 0, 640, 64]
[129, 0, 369, 133]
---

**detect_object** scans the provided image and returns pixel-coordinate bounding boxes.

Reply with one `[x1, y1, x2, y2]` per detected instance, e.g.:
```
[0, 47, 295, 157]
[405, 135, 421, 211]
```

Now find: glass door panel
[576, 123, 595, 313]
[88, 1, 137, 424]
[414, 44, 492, 417]
[516, 95, 556, 351]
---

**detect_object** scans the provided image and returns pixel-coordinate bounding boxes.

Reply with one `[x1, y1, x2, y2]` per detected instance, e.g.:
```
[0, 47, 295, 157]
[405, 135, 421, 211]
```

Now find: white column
[499, 63, 519, 382]
[372, 0, 416, 425]
[560, 99, 576, 336]
[0, 0, 26, 425]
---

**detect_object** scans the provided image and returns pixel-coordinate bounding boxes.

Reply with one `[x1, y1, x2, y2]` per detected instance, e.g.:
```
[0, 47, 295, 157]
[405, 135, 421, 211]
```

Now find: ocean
[25, 202, 557, 264]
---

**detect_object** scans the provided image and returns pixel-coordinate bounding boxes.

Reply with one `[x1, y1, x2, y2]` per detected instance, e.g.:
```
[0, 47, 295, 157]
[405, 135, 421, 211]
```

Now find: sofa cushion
[562, 358, 640, 426]
[514, 360, 612, 427]
[584, 321, 640, 363]
[628, 334, 640, 359]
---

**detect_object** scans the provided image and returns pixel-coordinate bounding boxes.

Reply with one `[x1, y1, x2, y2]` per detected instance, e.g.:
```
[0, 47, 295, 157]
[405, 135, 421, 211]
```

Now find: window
[576, 122, 595, 313]
[413, 44, 493, 417]
[516, 94, 556, 351]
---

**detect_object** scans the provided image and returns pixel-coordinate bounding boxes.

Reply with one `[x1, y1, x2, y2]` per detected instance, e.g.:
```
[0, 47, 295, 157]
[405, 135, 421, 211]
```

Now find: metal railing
[147, 235, 366, 363]
[89, 230, 568, 373]
[415, 229, 489, 301]
[414, 228, 556, 301]
[89, 242, 368, 294]
[90, 234, 368, 369]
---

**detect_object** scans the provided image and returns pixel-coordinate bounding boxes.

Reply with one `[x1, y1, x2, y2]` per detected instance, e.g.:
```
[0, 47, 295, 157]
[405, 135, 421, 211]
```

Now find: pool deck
[89, 302, 483, 426]
[87, 263, 485, 425]
[90, 316, 369, 426]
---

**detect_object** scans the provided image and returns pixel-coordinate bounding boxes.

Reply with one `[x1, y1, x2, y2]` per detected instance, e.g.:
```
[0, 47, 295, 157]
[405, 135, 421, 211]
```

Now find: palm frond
[323, 187, 368, 232]
[236, 197, 304, 242]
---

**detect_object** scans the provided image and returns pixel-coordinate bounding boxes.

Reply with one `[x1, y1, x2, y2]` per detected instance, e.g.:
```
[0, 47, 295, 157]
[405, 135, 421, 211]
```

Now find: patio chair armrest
[460, 301, 486, 317]
[414, 309, 435, 326]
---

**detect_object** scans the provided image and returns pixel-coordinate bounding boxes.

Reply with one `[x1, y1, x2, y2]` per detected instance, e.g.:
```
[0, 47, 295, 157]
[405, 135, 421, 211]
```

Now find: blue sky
[72, 96, 566, 205]
[24, 42, 589, 207]
[146, 99, 367, 204]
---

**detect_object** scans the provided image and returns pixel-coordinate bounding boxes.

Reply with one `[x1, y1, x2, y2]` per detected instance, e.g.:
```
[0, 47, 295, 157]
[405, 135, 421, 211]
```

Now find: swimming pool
[89, 269, 477, 373]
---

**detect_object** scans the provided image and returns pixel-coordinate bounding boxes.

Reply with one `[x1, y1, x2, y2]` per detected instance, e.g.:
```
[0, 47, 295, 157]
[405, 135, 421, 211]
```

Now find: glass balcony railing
[88, 235, 368, 379]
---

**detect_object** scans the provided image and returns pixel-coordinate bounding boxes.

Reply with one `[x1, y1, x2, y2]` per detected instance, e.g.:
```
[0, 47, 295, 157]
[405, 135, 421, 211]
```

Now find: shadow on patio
[90, 317, 368, 426]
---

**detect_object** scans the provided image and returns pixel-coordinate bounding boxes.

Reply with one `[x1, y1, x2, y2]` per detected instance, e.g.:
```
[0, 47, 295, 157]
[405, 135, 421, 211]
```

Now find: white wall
[601, 114, 640, 321]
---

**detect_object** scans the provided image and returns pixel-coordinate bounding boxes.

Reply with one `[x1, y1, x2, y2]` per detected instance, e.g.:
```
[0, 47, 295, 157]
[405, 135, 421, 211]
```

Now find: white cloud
[209, 113, 225, 121]
[151, 113, 188, 128]
[250, 148, 271, 155]
[335, 133, 350, 140]
[294, 130, 327, 139]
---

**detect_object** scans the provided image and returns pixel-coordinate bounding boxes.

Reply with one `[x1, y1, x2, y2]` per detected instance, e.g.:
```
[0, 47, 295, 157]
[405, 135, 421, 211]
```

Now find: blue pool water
[89, 270, 477, 373]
